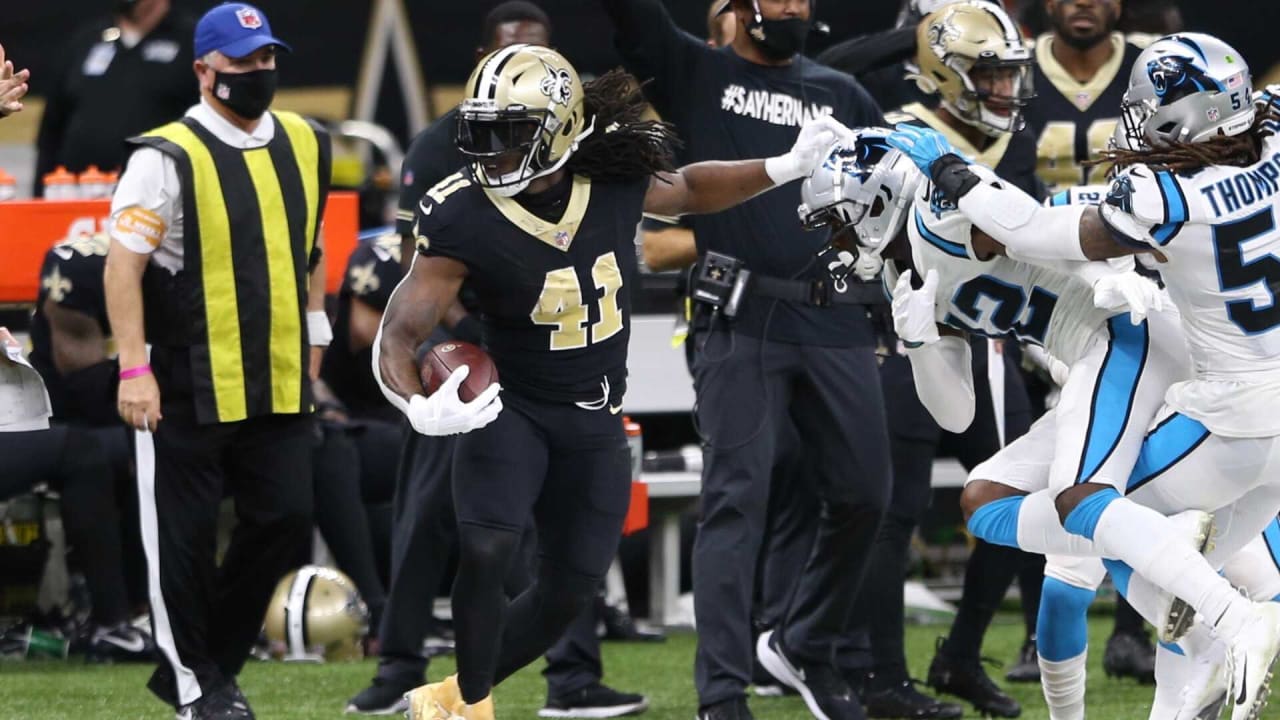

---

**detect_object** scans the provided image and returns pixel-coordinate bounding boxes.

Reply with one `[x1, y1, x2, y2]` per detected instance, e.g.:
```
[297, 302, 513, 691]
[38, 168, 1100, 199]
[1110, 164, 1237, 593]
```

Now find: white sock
[1015, 490, 1098, 556]
[1039, 652, 1087, 720]
[1091, 500, 1252, 636]
[1150, 642, 1191, 720]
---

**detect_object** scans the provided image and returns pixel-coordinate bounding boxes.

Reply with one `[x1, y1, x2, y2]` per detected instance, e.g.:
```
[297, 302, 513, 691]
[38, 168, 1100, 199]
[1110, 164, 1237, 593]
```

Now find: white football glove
[892, 269, 941, 347]
[1092, 272, 1164, 325]
[765, 115, 856, 185]
[406, 365, 503, 436]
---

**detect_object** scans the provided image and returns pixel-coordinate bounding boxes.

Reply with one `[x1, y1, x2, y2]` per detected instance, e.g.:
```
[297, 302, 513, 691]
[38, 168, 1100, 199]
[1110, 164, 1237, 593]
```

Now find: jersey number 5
[532, 252, 624, 350]
[1214, 207, 1280, 334]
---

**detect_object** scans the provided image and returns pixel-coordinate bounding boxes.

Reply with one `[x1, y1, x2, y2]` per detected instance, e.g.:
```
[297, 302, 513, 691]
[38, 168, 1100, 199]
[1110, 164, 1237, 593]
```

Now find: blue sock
[1159, 641, 1185, 656]
[966, 496, 1024, 548]
[1062, 487, 1122, 540]
[1038, 577, 1096, 662]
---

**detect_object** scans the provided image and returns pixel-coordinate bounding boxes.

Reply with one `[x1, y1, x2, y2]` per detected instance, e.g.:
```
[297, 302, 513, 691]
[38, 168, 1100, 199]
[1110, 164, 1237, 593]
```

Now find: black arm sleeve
[816, 27, 918, 78]
[598, 0, 704, 119]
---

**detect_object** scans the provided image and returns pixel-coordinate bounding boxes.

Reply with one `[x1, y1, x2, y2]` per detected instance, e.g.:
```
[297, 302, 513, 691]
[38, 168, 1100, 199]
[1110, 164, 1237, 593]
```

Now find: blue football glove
[886, 123, 968, 174]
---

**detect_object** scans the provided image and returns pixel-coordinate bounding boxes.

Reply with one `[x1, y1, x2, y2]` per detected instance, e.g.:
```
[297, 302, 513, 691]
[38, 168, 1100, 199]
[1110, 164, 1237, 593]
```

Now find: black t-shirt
[602, 0, 884, 346]
[416, 172, 648, 405]
[319, 231, 405, 422]
[1023, 33, 1144, 189]
[34, 12, 199, 195]
[28, 233, 119, 426]
[816, 27, 934, 112]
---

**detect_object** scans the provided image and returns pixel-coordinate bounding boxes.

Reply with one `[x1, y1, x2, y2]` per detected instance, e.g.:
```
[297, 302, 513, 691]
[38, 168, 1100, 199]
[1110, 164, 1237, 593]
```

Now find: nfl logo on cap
[236, 7, 262, 29]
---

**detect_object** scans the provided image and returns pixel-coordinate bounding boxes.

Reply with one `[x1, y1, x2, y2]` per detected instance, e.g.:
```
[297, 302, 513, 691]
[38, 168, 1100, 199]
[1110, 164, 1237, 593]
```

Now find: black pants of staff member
[450, 391, 631, 704]
[692, 331, 892, 707]
[846, 345, 1037, 683]
[753, 418, 819, 634]
[0, 424, 134, 627]
[142, 351, 314, 709]
[373, 430, 607, 699]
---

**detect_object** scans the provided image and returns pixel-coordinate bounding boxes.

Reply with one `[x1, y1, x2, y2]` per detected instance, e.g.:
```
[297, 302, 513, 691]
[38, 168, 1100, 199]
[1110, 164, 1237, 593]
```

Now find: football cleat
[1159, 510, 1218, 644]
[406, 675, 464, 720]
[1226, 602, 1280, 720]
[1175, 637, 1229, 720]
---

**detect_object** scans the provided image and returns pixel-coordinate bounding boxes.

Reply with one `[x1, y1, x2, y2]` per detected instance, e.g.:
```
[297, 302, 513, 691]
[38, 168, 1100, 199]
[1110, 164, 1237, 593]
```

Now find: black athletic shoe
[538, 683, 649, 718]
[85, 622, 155, 663]
[176, 683, 255, 720]
[926, 639, 1021, 718]
[696, 696, 755, 720]
[344, 675, 416, 715]
[1103, 631, 1157, 685]
[752, 655, 794, 697]
[1005, 638, 1040, 683]
[756, 630, 866, 720]
[862, 676, 963, 719]
[600, 605, 666, 643]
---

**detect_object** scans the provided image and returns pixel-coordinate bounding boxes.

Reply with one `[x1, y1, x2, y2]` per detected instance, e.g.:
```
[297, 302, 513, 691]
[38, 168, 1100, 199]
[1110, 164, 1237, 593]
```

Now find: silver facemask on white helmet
[798, 128, 921, 254]
[1120, 32, 1255, 150]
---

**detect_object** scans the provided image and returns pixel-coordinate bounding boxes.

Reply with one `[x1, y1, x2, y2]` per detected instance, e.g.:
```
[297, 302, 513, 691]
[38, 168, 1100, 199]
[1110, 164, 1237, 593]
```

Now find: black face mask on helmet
[743, 0, 819, 61]
[212, 68, 278, 120]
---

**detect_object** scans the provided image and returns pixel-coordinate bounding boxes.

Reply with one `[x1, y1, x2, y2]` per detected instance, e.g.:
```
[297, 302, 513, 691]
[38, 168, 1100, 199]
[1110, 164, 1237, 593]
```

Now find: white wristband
[307, 310, 333, 347]
[764, 154, 803, 186]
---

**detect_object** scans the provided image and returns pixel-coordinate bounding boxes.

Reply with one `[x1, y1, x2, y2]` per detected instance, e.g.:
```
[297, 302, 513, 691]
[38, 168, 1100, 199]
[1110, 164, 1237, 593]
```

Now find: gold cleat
[405, 676, 465, 720]
[455, 695, 495, 720]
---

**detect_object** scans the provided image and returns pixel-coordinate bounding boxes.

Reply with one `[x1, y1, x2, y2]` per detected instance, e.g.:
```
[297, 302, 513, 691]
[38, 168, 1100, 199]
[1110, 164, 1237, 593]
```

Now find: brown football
[419, 341, 499, 402]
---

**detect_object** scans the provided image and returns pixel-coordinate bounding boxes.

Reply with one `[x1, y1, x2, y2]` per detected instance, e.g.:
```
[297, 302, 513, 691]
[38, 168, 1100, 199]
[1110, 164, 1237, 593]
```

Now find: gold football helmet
[457, 44, 594, 196]
[911, 1, 1034, 136]
[264, 566, 369, 662]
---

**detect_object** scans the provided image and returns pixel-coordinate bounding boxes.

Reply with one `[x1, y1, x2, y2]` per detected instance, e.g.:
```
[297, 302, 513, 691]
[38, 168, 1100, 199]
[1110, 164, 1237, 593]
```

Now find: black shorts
[451, 391, 631, 580]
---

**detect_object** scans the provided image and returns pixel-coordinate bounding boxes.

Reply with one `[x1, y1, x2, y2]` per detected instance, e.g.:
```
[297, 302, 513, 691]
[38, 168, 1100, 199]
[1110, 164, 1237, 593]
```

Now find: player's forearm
[672, 161, 775, 216]
[103, 244, 150, 370]
[955, 181, 1092, 262]
[905, 335, 975, 433]
[642, 228, 698, 271]
[374, 303, 437, 411]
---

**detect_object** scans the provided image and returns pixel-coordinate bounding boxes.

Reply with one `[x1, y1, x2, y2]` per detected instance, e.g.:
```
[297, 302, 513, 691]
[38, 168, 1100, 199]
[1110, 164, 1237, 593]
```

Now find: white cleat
[1159, 510, 1218, 644]
[1226, 602, 1280, 720]
[1175, 637, 1229, 720]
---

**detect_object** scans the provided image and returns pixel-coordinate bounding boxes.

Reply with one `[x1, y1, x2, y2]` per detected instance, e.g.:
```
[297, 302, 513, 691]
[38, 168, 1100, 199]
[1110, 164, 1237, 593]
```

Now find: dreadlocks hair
[1091, 103, 1280, 176]
[564, 68, 682, 183]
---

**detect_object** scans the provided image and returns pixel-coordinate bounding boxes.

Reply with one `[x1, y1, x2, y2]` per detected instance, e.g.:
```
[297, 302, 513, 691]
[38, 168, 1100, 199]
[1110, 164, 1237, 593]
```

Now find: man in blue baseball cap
[193, 2, 291, 125]
[105, 3, 333, 719]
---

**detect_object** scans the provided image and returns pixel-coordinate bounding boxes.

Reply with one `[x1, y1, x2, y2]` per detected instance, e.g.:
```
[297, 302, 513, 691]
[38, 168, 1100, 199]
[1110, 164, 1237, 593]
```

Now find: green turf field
[0, 613, 1268, 719]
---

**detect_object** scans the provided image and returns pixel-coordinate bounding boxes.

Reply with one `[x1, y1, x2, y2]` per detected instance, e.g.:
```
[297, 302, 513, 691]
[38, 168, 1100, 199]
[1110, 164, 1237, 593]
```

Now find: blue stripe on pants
[1076, 317, 1148, 483]
[1125, 413, 1210, 494]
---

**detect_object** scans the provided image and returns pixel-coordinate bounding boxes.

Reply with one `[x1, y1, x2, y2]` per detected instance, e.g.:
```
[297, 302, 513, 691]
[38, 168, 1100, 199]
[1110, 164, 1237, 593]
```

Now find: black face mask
[212, 68, 277, 120]
[748, 16, 810, 60]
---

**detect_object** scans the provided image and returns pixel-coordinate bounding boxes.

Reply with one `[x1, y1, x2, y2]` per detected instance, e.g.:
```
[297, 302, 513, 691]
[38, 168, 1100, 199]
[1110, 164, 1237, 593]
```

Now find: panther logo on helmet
[1147, 55, 1218, 105]
[540, 61, 575, 107]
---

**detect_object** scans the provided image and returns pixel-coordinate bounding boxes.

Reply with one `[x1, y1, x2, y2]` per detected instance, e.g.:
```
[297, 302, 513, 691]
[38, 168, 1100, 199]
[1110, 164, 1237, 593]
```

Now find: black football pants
[373, 428, 608, 699]
[139, 390, 313, 708]
[450, 391, 631, 703]
[692, 332, 891, 707]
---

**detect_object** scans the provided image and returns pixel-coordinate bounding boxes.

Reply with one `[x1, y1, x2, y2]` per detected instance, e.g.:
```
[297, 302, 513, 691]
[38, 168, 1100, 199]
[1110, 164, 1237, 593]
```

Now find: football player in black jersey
[1024, 0, 1146, 190]
[1022, 0, 1159, 688]
[375, 45, 843, 720]
[861, 4, 1043, 718]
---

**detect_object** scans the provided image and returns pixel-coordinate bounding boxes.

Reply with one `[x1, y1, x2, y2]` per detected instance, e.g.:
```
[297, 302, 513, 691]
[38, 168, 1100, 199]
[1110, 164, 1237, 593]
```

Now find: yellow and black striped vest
[128, 111, 331, 425]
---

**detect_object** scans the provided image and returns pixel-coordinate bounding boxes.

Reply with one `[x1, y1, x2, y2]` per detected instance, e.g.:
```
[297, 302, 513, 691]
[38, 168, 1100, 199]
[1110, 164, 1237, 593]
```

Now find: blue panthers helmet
[1121, 33, 1255, 149]
[798, 128, 920, 251]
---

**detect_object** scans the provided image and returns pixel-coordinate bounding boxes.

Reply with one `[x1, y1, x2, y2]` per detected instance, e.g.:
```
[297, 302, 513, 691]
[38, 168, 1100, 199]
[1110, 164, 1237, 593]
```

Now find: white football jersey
[901, 167, 1116, 365]
[1099, 132, 1280, 436]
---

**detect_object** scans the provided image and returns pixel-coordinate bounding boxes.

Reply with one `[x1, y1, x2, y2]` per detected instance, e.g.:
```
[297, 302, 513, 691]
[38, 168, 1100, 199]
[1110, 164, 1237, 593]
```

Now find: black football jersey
[28, 232, 118, 425]
[1024, 33, 1145, 189]
[886, 102, 1044, 199]
[415, 172, 647, 406]
[319, 231, 405, 421]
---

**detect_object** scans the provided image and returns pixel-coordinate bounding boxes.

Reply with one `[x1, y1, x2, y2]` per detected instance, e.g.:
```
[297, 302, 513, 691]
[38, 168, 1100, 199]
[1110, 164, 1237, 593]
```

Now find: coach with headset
[599, 1, 888, 719]
[103, 5, 330, 718]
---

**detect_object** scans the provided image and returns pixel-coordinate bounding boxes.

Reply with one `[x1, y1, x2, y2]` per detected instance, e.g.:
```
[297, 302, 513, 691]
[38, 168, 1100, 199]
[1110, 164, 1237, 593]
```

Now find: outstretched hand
[885, 123, 967, 174]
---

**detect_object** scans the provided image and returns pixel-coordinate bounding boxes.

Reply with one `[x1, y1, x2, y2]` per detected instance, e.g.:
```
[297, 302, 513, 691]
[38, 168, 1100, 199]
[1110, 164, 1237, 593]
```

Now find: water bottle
[0, 169, 16, 201]
[42, 166, 78, 201]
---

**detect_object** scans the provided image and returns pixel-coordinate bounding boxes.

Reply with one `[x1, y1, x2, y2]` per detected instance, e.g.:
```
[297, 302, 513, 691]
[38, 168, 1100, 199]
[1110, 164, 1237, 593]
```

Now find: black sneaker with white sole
[538, 683, 649, 718]
[344, 675, 416, 715]
[175, 683, 255, 720]
[86, 622, 155, 663]
[756, 630, 866, 720]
